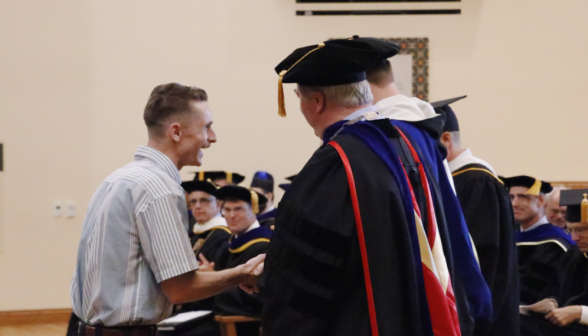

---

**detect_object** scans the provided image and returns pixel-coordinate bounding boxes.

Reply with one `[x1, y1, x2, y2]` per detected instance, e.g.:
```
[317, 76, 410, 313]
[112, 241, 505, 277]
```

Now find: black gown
[452, 163, 519, 336]
[517, 225, 573, 305]
[176, 227, 230, 313]
[261, 122, 450, 336]
[214, 226, 272, 336]
[520, 246, 588, 335]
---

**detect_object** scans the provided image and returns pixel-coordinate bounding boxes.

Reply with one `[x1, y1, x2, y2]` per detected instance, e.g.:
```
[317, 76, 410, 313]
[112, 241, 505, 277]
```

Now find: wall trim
[0, 308, 72, 325]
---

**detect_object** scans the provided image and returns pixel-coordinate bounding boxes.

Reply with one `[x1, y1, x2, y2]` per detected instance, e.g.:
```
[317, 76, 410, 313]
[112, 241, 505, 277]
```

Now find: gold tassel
[227, 172, 233, 184]
[525, 179, 542, 196]
[276, 42, 326, 118]
[581, 193, 588, 224]
[198, 171, 204, 181]
[278, 70, 287, 117]
[250, 190, 259, 214]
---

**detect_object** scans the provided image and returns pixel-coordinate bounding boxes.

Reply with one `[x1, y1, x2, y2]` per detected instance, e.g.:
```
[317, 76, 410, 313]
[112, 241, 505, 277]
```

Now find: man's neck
[147, 139, 181, 169]
[372, 82, 401, 104]
[520, 213, 544, 231]
[315, 104, 373, 138]
[448, 147, 467, 163]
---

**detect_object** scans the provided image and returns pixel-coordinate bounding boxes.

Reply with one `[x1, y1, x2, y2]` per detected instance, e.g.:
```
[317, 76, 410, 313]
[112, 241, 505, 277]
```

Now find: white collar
[193, 214, 227, 234]
[448, 148, 497, 175]
[521, 216, 550, 232]
[375, 94, 438, 121]
[344, 105, 379, 121]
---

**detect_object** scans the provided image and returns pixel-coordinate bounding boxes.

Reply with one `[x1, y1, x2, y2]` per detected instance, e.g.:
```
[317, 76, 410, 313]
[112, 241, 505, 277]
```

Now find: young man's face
[178, 101, 216, 167]
[189, 191, 220, 224]
[509, 186, 544, 223]
[222, 200, 257, 235]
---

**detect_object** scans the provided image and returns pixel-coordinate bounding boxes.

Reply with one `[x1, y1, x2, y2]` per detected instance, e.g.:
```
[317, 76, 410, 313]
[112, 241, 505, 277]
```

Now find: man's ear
[314, 91, 326, 114]
[169, 122, 182, 142]
[440, 132, 452, 149]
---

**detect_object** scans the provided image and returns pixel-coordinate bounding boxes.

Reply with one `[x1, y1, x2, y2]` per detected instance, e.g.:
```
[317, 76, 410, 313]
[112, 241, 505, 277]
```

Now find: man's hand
[545, 306, 582, 327]
[237, 254, 265, 294]
[198, 254, 215, 272]
[524, 299, 558, 314]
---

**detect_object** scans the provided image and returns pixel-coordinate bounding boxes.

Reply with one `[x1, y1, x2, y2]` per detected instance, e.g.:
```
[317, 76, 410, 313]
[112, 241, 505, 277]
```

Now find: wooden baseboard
[0, 308, 72, 325]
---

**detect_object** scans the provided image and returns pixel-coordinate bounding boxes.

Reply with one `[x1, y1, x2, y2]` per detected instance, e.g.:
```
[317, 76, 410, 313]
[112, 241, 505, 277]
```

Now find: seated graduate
[214, 185, 272, 336]
[520, 189, 588, 335]
[193, 170, 245, 187]
[502, 175, 575, 304]
[175, 179, 230, 313]
[437, 96, 519, 336]
[250, 171, 277, 228]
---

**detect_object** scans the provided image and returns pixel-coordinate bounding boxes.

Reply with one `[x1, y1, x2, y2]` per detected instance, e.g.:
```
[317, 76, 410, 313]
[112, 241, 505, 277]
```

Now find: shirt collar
[344, 105, 378, 121]
[134, 146, 181, 185]
[193, 214, 227, 234]
[521, 216, 550, 232]
[448, 148, 497, 175]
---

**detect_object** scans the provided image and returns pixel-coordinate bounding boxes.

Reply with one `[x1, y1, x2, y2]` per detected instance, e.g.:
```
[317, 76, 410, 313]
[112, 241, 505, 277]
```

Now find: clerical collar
[235, 220, 260, 238]
[521, 216, 550, 232]
[321, 105, 382, 143]
[448, 148, 497, 175]
[193, 214, 227, 234]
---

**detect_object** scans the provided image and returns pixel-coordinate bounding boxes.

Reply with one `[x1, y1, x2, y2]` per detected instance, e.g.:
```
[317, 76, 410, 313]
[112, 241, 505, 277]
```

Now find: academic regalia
[517, 223, 574, 304]
[451, 162, 519, 336]
[176, 217, 230, 314]
[262, 35, 485, 336]
[519, 246, 588, 335]
[213, 225, 272, 336]
[256, 207, 277, 228]
[390, 118, 493, 336]
[433, 94, 519, 336]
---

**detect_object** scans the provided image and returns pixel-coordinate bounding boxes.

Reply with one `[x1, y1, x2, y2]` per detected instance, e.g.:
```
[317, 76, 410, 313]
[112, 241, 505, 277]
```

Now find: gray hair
[545, 186, 569, 204]
[298, 80, 374, 108]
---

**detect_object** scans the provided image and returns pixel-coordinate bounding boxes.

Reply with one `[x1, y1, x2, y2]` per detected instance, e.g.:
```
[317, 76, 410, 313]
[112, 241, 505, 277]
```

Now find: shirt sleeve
[136, 194, 199, 283]
[580, 306, 588, 325]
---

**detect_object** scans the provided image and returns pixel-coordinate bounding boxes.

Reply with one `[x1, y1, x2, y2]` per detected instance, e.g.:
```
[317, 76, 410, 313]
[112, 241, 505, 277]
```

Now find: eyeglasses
[189, 197, 214, 206]
[568, 226, 588, 235]
[222, 207, 247, 216]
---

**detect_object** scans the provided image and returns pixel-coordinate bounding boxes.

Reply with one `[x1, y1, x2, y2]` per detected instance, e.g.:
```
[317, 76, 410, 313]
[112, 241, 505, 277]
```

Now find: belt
[78, 322, 156, 336]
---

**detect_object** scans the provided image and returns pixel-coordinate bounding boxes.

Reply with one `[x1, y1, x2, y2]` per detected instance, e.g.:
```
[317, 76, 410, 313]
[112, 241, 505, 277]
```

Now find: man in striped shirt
[69, 83, 264, 336]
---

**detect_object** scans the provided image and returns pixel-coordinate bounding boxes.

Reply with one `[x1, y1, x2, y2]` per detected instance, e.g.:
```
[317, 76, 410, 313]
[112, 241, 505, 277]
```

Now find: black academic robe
[517, 225, 574, 305]
[177, 227, 230, 313]
[520, 246, 588, 335]
[452, 163, 519, 336]
[261, 127, 438, 336]
[214, 227, 272, 336]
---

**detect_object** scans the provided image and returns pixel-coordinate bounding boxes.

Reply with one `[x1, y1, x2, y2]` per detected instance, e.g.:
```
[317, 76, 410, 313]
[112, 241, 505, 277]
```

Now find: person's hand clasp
[238, 254, 265, 294]
[527, 298, 558, 314]
[198, 253, 215, 272]
[545, 305, 582, 327]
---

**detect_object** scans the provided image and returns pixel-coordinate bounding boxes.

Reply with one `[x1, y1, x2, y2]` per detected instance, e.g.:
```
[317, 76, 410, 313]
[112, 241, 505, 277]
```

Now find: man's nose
[208, 128, 217, 143]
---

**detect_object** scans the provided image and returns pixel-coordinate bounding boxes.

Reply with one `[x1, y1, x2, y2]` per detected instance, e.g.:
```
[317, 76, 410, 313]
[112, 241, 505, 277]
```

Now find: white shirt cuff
[580, 306, 588, 325]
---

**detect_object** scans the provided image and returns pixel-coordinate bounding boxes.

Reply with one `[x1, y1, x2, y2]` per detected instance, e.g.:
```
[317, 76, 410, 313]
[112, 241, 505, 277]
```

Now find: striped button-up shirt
[71, 146, 199, 326]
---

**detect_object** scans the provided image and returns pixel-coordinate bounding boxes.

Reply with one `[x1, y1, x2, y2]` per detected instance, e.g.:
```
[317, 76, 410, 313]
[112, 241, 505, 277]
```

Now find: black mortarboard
[501, 175, 553, 196]
[431, 95, 467, 133]
[559, 189, 588, 223]
[191, 171, 245, 185]
[275, 36, 400, 117]
[216, 186, 268, 215]
[278, 174, 297, 192]
[250, 171, 274, 193]
[181, 180, 217, 196]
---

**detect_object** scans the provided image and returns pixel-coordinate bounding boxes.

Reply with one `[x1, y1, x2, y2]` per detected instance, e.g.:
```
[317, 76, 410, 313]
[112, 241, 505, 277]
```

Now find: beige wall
[0, 0, 586, 310]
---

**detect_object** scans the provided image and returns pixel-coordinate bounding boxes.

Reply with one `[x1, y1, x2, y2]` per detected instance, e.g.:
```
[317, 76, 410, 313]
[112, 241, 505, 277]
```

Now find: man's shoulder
[104, 160, 184, 199]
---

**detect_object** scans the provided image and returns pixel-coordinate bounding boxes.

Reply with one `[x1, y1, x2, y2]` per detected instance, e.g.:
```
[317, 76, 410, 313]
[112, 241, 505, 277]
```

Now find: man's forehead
[509, 186, 530, 195]
[223, 200, 247, 208]
[189, 190, 213, 198]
